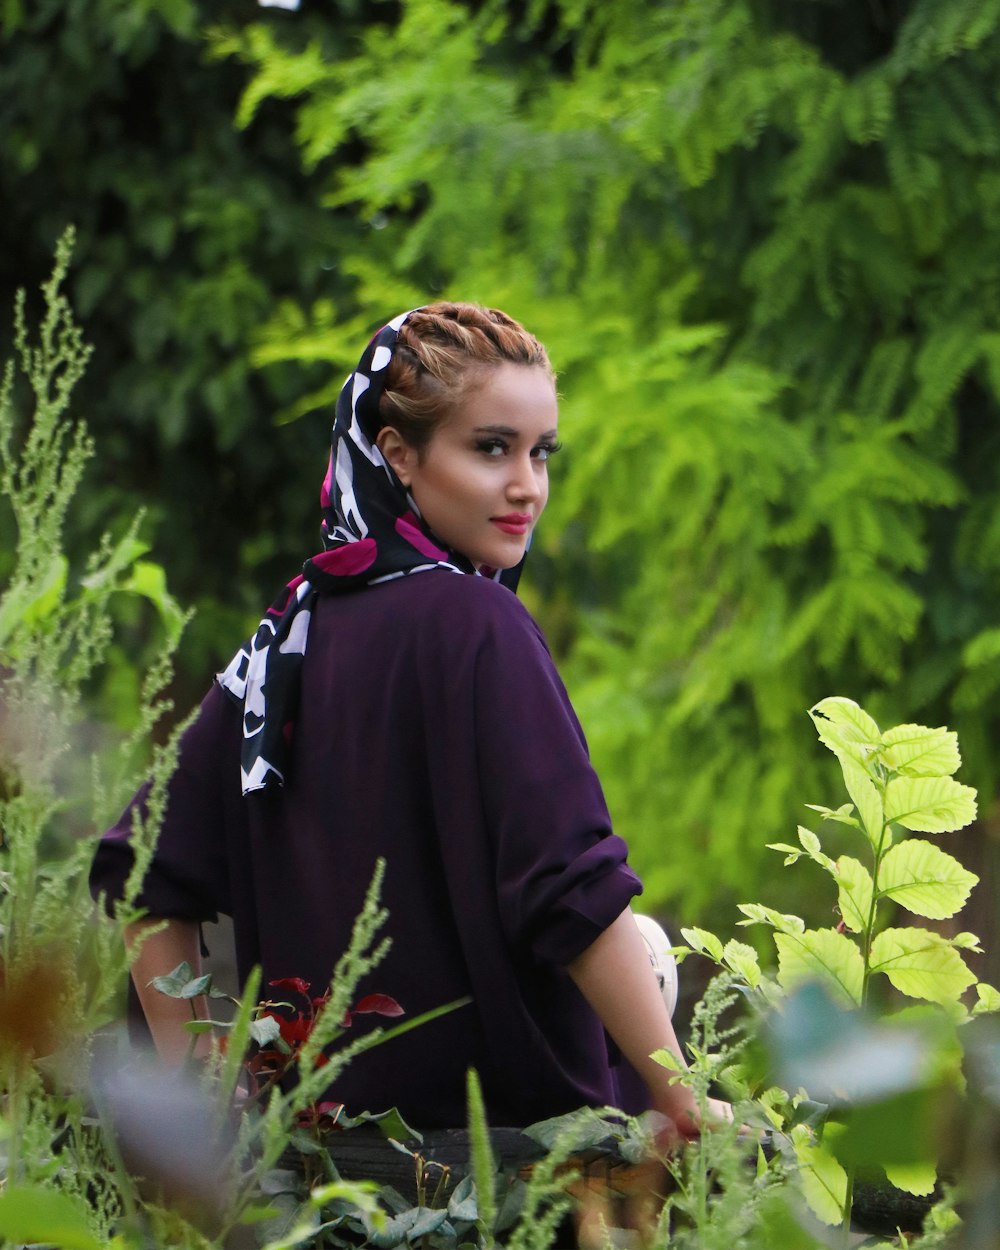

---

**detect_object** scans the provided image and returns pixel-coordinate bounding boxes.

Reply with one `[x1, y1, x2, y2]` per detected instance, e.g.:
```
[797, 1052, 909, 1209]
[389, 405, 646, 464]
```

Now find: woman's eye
[477, 438, 508, 457]
[533, 441, 562, 462]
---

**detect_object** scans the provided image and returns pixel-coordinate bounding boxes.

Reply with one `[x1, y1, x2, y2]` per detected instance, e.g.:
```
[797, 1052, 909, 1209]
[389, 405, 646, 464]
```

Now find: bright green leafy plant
[684, 696, 995, 1016]
[679, 696, 998, 1236]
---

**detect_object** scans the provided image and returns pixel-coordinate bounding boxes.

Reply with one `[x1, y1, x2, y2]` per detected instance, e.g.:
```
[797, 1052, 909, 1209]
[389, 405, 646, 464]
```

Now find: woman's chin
[472, 549, 524, 574]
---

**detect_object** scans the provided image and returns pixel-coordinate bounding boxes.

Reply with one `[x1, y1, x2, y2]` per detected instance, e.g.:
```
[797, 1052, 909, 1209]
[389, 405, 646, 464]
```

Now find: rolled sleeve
[521, 837, 641, 965]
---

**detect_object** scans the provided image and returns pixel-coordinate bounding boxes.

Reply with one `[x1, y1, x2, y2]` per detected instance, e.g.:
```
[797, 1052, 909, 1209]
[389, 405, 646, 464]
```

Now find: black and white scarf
[218, 311, 523, 795]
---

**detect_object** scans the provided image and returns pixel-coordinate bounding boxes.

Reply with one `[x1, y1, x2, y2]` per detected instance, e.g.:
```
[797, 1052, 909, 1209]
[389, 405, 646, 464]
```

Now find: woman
[92, 303, 704, 1135]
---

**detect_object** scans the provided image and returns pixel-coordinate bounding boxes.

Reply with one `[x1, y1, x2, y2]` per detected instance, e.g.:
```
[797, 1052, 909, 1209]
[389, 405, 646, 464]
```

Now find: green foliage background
[3, 0, 999, 966]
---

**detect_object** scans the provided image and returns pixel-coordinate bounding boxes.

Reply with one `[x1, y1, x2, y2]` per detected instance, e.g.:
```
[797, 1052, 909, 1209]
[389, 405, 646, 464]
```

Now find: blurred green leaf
[883, 1161, 937, 1197]
[0, 1186, 102, 1250]
[833, 1089, 937, 1170]
[0, 555, 67, 650]
[790, 1125, 848, 1227]
[765, 983, 938, 1104]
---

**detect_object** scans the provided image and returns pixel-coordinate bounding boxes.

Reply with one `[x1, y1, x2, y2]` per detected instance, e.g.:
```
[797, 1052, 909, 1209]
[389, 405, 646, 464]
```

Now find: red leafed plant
[247, 977, 404, 1110]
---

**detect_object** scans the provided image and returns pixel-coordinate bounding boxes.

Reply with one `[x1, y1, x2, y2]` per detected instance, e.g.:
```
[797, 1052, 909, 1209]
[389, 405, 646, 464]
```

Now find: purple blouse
[91, 572, 642, 1127]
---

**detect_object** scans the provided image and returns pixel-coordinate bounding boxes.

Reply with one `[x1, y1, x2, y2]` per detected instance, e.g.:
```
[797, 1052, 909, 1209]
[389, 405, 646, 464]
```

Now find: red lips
[491, 513, 532, 535]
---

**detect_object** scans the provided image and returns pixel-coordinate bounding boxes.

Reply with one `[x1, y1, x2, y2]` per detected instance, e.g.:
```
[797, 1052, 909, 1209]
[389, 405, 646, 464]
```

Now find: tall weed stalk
[0, 231, 189, 1238]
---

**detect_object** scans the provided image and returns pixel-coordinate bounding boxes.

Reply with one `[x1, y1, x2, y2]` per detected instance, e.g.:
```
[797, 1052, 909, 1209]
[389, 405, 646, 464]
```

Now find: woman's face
[379, 363, 559, 570]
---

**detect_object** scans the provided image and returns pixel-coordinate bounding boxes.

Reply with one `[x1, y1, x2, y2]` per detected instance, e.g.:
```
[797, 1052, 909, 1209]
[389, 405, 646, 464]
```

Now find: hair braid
[379, 302, 553, 451]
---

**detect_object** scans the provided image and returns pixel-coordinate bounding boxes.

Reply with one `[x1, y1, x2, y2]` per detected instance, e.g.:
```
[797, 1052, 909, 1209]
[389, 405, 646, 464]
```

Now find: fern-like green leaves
[198, 0, 1000, 928]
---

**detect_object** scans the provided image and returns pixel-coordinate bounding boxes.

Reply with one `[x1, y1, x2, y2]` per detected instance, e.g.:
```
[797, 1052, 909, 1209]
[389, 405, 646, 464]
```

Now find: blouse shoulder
[417, 570, 539, 625]
[407, 572, 548, 657]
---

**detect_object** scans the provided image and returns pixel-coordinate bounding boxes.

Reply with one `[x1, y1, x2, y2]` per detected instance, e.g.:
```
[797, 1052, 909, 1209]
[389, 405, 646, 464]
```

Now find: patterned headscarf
[218, 310, 524, 795]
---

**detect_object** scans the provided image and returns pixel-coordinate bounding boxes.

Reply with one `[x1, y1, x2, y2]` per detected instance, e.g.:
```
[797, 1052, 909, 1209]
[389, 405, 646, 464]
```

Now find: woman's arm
[566, 908, 711, 1137]
[125, 918, 212, 1064]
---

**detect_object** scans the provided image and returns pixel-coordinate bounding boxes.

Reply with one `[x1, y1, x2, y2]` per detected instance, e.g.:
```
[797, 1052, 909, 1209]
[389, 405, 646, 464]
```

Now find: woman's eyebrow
[473, 425, 559, 438]
[474, 424, 518, 436]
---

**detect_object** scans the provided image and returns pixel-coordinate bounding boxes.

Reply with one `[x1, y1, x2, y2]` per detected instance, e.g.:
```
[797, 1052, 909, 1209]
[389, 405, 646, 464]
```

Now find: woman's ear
[376, 426, 417, 487]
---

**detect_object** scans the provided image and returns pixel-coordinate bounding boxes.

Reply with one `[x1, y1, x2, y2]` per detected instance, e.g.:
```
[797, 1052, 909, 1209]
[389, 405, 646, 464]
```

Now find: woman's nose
[506, 455, 542, 503]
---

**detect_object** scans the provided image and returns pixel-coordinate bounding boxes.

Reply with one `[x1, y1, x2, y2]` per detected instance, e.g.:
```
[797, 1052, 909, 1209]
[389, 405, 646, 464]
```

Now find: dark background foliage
[1, 0, 361, 681]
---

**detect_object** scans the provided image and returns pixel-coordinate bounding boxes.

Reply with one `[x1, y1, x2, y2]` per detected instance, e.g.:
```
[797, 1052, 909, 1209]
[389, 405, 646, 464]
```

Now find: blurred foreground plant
[132, 860, 473, 1241]
[0, 230, 194, 1245]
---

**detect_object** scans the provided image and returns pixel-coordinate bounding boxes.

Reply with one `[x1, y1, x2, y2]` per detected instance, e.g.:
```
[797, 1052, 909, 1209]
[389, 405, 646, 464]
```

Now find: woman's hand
[651, 1087, 737, 1147]
[707, 1096, 736, 1123]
